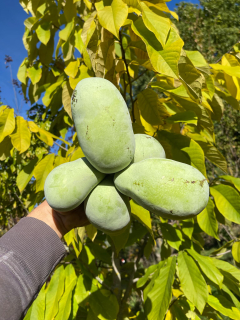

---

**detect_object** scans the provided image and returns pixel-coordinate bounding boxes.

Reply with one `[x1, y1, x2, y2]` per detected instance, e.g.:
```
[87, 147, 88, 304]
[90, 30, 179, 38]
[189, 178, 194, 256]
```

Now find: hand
[28, 200, 89, 239]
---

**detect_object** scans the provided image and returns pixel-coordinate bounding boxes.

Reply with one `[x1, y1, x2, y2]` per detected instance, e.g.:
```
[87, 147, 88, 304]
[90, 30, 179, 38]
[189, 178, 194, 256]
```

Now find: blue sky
[0, 0, 199, 117]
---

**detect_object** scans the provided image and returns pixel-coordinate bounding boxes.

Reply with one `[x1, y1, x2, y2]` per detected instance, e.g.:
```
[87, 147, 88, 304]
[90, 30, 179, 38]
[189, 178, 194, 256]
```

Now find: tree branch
[211, 249, 232, 257]
[119, 30, 135, 122]
[112, 247, 122, 305]
[54, 141, 68, 152]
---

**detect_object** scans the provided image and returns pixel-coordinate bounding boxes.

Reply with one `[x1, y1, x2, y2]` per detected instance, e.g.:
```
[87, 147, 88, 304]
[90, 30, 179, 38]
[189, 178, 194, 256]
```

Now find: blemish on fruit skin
[185, 180, 190, 183]
[191, 181, 196, 184]
[200, 179, 207, 187]
[170, 210, 173, 213]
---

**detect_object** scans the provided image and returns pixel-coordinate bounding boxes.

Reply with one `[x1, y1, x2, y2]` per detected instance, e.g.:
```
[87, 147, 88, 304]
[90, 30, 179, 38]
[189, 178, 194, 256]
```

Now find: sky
[0, 0, 199, 118]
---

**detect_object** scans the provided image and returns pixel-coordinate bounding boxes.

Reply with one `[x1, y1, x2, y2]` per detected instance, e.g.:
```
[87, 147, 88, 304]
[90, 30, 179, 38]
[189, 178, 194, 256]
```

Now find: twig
[132, 69, 148, 84]
[220, 224, 237, 241]
[54, 141, 68, 152]
[112, 247, 122, 305]
[119, 30, 135, 122]
[9, 64, 20, 115]
[79, 258, 113, 293]
[14, 193, 29, 215]
[145, 76, 156, 90]
[211, 249, 232, 257]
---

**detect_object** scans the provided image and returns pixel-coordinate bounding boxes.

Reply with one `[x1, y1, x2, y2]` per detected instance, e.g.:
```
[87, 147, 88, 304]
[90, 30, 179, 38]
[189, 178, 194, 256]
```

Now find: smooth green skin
[114, 158, 209, 220]
[133, 134, 166, 163]
[44, 158, 105, 212]
[84, 176, 131, 235]
[71, 78, 135, 174]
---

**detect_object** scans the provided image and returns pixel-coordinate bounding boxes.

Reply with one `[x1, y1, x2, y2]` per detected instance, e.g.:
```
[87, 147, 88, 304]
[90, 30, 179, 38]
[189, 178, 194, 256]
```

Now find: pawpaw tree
[0, 0, 240, 319]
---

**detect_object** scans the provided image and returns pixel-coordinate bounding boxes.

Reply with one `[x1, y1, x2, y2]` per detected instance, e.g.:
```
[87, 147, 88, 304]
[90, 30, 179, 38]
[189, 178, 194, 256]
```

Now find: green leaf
[75, 274, 92, 306]
[17, 157, 39, 193]
[64, 0, 77, 22]
[36, 22, 51, 45]
[131, 18, 183, 79]
[207, 295, 240, 320]
[130, 200, 153, 239]
[55, 264, 77, 320]
[24, 284, 46, 320]
[220, 175, 240, 192]
[85, 224, 98, 241]
[97, 0, 128, 39]
[17, 58, 27, 84]
[59, 19, 74, 41]
[34, 154, 55, 192]
[187, 249, 223, 287]
[109, 223, 130, 255]
[89, 289, 119, 320]
[210, 184, 240, 224]
[197, 198, 219, 240]
[64, 59, 80, 78]
[180, 218, 194, 239]
[160, 223, 182, 251]
[145, 256, 176, 320]
[0, 136, 12, 161]
[232, 242, 240, 263]
[87, 242, 111, 265]
[137, 264, 159, 288]
[0, 108, 15, 143]
[81, 12, 97, 46]
[143, 261, 164, 301]
[210, 64, 240, 78]
[185, 50, 208, 68]
[10, 116, 31, 154]
[140, 2, 171, 47]
[45, 266, 65, 320]
[178, 251, 208, 313]
[166, 111, 198, 125]
[157, 131, 207, 177]
[28, 64, 42, 84]
[211, 259, 240, 282]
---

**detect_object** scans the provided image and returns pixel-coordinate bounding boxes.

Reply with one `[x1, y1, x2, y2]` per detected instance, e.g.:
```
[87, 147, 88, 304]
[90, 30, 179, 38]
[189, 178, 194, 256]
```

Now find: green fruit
[133, 134, 165, 163]
[114, 158, 209, 220]
[71, 77, 135, 173]
[44, 158, 105, 212]
[84, 176, 131, 235]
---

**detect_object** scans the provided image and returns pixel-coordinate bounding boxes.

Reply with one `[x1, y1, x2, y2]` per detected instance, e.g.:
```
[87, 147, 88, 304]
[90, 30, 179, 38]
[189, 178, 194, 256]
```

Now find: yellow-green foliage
[44, 158, 105, 212]
[114, 158, 209, 219]
[84, 176, 130, 235]
[133, 134, 166, 163]
[71, 78, 135, 173]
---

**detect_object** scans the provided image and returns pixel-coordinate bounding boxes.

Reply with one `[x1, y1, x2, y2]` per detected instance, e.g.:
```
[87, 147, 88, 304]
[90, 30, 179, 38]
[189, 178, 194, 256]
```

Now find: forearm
[0, 213, 66, 320]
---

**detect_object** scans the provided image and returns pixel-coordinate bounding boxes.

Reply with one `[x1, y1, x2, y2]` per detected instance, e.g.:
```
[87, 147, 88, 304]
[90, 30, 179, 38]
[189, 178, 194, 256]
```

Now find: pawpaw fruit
[114, 158, 209, 219]
[84, 176, 131, 235]
[44, 158, 105, 212]
[133, 134, 165, 163]
[71, 78, 135, 173]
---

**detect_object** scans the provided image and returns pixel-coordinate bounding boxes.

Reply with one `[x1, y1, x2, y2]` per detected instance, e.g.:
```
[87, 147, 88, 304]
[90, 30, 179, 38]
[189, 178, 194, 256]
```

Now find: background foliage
[1, 0, 240, 319]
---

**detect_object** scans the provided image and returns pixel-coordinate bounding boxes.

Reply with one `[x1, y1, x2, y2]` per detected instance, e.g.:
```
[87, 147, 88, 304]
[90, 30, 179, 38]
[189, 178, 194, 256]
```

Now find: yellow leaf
[34, 154, 55, 192]
[140, 2, 171, 47]
[10, 116, 31, 154]
[70, 147, 85, 161]
[131, 17, 183, 79]
[210, 64, 240, 78]
[130, 200, 154, 240]
[0, 108, 15, 142]
[27, 64, 42, 85]
[69, 65, 92, 90]
[17, 58, 27, 85]
[232, 242, 240, 263]
[97, 0, 128, 39]
[81, 11, 96, 46]
[64, 59, 80, 78]
[36, 22, 51, 45]
[59, 19, 75, 41]
[62, 81, 73, 118]
[28, 121, 39, 132]
[85, 224, 98, 241]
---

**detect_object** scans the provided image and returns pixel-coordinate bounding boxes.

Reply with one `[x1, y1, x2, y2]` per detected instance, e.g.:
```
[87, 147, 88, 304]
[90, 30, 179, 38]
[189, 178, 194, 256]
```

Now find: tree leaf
[140, 2, 171, 47]
[55, 264, 77, 320]
[89, 289, 119, 320]
[180, 218, 194, 239]
[97, 0, 128, 39]
[86, 224, 98, 242]
[137, 264, 159, 288]
[59, 19, 74, 41]
[17, 58, 27, 84]
[64, 0, 77, 22]
[109, 223, 130, 255]
[81, 12, 97, 46]
[166, 111, 198, 125]
[220, 175, 240, 192]
[210, 184, 240, 224]
[197, 198, 219, 240]
[232, 242, 240, 263]
[145, 256, 176, 320]
[160, 223, 182, 251]
[64, 59, 80, 78]
[36, 22, 51, 45]
[28, 64, 42, 84]
[187, 248, 223, 287]
[178, 251, 208, 313]
[157, 130, 207, 177]
[24, 284, 46, 320]
[45, 266, 65, 320]
[207, 295, 240, 320]
[0, 136, 12, 161]
[0, 108, 15, 143]
[130, 200, 153, 239]
[62, 81, 73, 119]
[17, 157, 39, 193]
[211, 259, 240, 282]
[34, 154, 55, 192]
[131, 17, 183, 79]
[10, 116, 31, 154]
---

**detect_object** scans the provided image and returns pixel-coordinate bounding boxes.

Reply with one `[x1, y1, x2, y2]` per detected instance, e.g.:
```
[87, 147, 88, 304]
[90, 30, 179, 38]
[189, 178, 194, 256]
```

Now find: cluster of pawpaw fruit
[44, 78, 209, 235]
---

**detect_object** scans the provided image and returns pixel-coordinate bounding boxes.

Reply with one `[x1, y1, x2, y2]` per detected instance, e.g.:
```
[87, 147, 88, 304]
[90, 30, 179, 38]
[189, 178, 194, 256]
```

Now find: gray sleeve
[0, 217, 67, 320]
